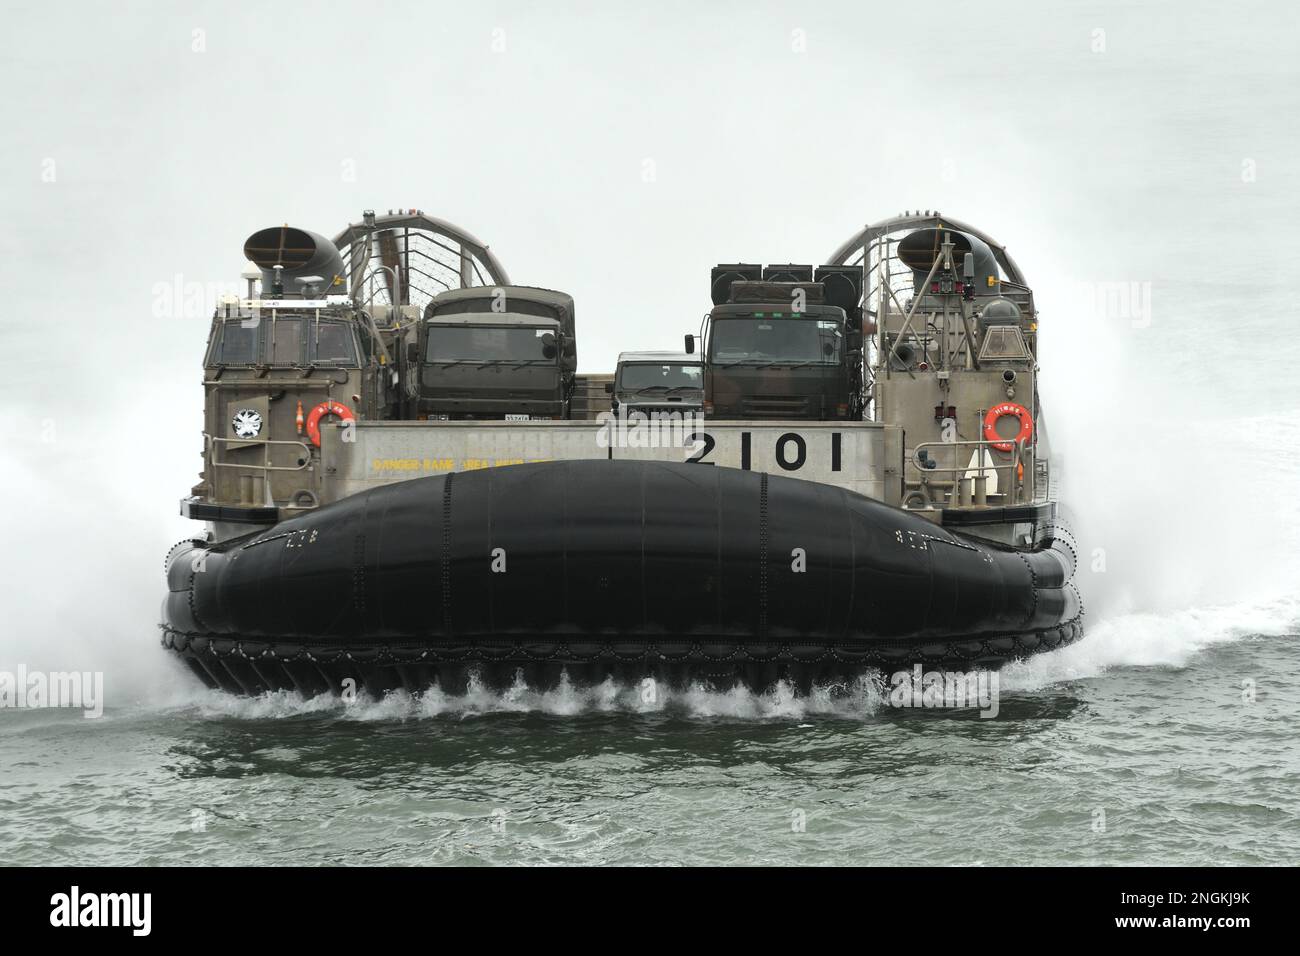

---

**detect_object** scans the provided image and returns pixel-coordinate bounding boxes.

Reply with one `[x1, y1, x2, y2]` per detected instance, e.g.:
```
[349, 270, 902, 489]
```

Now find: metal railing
[341, 229, 498, 313]
[909, 438, 1034, 508]
[206, 435, 313, 507]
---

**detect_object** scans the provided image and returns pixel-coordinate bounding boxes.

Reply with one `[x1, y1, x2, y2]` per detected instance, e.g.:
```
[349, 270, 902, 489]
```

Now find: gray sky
[3, 1, 1295, 368]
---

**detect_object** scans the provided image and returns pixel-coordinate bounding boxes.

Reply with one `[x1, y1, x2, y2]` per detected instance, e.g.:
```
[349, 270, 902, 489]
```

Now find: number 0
[776, 433, 806, 470]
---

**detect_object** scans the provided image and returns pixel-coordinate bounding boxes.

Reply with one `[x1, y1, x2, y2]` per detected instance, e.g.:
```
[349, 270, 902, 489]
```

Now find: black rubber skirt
[161, 459, 1082, 695]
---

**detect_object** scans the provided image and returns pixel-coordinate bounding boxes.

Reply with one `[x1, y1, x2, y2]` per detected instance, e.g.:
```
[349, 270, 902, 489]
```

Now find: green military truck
[694, 263, 865, 420]
[412, 286, 578, 420]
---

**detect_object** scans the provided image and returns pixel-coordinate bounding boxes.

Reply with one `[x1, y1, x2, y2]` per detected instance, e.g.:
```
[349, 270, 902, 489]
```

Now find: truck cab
[611, 351, 703, 417]
[700, 264, 864, 420]
[414, 286, 577, 420]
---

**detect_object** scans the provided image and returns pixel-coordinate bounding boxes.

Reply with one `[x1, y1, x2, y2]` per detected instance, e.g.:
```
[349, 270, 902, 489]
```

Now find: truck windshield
[426, 326, 557, 362]
[620, 363, 702, 390]
[710, 318, 842, 364]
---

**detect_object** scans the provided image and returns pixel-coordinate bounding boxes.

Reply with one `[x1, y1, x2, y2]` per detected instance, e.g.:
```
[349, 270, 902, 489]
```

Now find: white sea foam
[1001, 595, 1300, 691]
[158, 669, 890, 722]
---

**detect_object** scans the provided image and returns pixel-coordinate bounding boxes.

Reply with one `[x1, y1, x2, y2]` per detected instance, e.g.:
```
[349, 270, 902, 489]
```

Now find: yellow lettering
[371, 457, 422, 471]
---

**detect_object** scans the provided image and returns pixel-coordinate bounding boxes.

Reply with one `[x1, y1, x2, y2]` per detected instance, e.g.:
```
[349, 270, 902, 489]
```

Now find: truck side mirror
[406, 342, 419, 364]
[604, 382, 614, 393]
[562, 339, 576, 358]
[684, 334, 696, 355]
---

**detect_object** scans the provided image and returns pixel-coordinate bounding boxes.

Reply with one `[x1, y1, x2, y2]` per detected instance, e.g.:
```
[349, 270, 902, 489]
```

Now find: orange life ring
[306, 400, 355, 447]
[982, 402, 1033, 453]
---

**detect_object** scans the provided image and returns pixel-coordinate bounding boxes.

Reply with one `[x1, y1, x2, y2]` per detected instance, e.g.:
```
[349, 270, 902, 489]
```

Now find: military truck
[694, 263, 864, 420]
[412, 286, 577, 420]
[608, 350, 704, 417]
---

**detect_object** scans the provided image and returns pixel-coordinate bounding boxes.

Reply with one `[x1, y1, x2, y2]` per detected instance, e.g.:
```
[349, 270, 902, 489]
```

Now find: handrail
[208, 436, 312, 472]
[206, 435, 313, 508]
[911, 438, 1034, 507]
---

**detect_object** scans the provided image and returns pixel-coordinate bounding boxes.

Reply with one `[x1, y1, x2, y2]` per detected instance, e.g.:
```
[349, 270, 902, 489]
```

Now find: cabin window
[977, 326, 1030, 362]
[208, 320, 259, 365]
[266, 318, 304, 364]
[314, 322, 358, 365]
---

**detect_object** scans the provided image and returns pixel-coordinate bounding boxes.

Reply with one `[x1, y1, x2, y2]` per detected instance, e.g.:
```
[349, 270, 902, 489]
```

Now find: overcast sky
[2, 1, 1294, 368]
[2, 1, 1293, 366]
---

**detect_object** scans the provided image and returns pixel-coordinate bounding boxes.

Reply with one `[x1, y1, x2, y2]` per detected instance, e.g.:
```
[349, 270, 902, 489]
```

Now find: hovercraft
[162, 209, 1082, 694]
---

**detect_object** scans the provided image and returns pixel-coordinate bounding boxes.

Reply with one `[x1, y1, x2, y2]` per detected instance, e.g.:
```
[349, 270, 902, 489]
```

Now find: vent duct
[244, 226, 347, 297]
